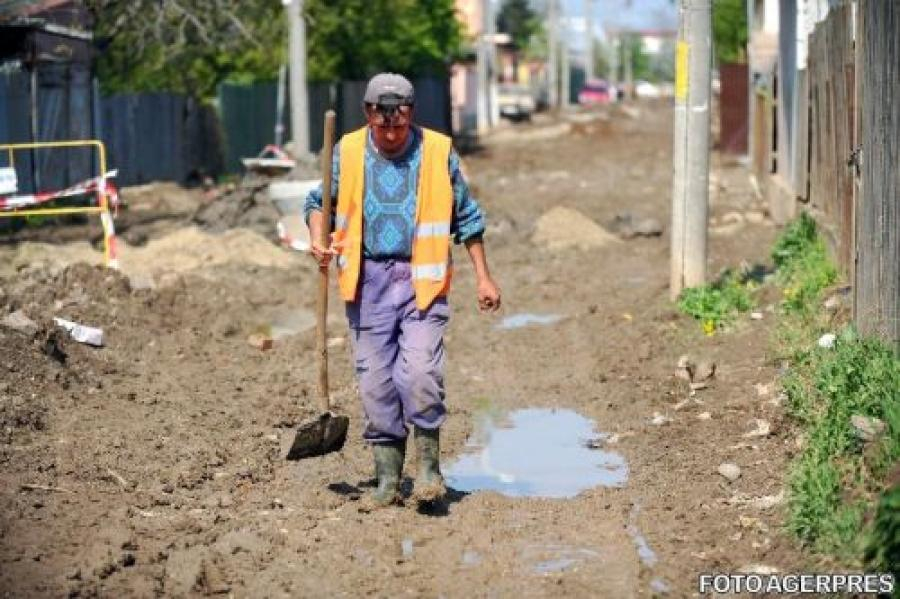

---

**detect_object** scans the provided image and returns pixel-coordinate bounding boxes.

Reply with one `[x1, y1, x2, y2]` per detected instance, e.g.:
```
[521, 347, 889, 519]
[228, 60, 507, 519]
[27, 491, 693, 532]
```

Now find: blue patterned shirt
[304, 126, 485, 259]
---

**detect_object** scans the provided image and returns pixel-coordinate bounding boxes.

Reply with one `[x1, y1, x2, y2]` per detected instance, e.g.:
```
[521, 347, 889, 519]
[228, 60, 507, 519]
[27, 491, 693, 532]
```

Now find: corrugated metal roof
[0, 0, 72, 19]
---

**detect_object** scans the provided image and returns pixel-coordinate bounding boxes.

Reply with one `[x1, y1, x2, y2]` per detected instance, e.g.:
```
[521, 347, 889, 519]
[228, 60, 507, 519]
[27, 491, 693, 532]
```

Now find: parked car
[578, 80, 614, 105]
[635, 80, 662, 98]
[497, 84, 536, 122]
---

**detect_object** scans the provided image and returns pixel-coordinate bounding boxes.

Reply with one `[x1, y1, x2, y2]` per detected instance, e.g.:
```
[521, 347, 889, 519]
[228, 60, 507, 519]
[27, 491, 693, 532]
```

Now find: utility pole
[287, 0, 310, 157]
[547, 0, 559, 109]
[623, 34, 633, 100]
[477, 0, 490, 132]
[670, 0, 712, 299]
[487, 0, 500, 127]
[584, 0, 594, 82]
[561, 41, 570, 109]
[609, 31, 618, 93]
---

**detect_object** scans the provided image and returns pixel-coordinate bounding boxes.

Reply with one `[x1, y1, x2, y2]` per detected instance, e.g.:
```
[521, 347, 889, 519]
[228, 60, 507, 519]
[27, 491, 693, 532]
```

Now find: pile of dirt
[1, 227, 301, 285]
[192, 183, 281, 237]
[531, 206, 621, 251]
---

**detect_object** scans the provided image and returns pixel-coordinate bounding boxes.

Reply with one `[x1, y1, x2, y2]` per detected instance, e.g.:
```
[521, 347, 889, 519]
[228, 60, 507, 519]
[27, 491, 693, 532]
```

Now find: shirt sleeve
[303, 141, 341, 227]
[448, 148, 485, 244]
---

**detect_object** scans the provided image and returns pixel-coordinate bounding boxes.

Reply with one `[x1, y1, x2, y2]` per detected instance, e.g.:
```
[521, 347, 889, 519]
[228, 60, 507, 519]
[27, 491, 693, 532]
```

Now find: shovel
[286, 110, 349, 461]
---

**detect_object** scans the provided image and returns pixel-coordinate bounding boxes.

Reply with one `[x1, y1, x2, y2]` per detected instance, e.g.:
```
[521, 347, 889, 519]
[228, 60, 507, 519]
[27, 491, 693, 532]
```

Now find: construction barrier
[0, 140, 120, 268]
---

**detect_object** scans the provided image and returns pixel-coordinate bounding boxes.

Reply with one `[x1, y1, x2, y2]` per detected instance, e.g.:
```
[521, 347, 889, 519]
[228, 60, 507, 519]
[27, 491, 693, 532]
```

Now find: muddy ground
[1, 104, 810, 598]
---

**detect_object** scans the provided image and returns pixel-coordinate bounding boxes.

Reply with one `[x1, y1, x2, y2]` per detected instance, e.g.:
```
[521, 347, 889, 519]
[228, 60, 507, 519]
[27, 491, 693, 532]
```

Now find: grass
[771, 212, 900, 580]
[677, 269, 755, 334]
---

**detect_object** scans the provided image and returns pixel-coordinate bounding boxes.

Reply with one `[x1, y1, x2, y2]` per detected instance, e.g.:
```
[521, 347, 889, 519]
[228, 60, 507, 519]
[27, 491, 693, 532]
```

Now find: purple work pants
[345, 259, 449, 444]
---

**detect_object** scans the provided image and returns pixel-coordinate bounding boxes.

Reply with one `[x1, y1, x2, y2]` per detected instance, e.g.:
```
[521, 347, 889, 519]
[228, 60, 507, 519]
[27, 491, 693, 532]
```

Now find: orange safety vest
[333, 126, 454, 310]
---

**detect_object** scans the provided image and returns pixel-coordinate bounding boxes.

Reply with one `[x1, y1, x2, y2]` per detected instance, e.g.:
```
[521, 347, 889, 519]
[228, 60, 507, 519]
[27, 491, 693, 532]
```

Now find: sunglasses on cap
[367, 96, 413, 127]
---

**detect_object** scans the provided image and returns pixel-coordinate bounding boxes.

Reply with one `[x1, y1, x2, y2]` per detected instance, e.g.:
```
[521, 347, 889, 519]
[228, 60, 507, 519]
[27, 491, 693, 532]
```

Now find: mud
[1, 104, 809, 597]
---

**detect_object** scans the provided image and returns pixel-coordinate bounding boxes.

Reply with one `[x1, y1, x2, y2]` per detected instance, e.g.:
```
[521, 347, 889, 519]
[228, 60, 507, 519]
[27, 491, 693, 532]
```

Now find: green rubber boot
[412, 427, 446, 503]
[369, 441, 405, 508]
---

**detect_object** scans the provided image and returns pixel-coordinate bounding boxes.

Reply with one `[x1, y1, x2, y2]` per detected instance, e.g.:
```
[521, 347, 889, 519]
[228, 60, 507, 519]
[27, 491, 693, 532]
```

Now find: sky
[531, 0, 679, 49]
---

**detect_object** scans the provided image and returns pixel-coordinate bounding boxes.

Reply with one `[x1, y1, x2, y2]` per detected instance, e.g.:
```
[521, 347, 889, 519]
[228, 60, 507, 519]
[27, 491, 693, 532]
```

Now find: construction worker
[305, 73, 501, 507]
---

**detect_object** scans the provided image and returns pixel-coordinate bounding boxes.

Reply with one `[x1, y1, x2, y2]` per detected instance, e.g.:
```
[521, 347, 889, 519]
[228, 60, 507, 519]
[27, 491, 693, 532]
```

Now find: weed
[774, 213, 900, 571]
[677, 269, 754, 333]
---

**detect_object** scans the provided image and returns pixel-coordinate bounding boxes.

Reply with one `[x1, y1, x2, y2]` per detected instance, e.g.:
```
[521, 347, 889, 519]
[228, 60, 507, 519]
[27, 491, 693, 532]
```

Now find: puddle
[496, 313, 564, 330]
[523, 545, 601, 574]
[445, 408, 628, 498]
[628, 505, 658, 567]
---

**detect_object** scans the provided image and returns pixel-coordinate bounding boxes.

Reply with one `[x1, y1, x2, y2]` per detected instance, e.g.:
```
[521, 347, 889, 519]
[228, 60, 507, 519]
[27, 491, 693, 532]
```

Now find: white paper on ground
[53, 317, 104, 347]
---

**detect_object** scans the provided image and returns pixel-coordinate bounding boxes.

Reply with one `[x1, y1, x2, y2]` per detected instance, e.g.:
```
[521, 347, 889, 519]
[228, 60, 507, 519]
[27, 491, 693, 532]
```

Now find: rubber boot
[412, 426, 446, 503]
[369, 440, 405, 508]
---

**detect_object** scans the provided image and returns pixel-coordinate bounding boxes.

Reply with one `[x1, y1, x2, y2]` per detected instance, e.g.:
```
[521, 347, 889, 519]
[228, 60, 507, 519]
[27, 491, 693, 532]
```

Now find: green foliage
[305, 0, 463, 82]
[772, 213, 900, 570]
[865, 482, 900, 587]
[93, 1, 286, 98]
[784, 330, 900, 556]
[93, 0, 463, 97]
[677, 269, 755, 334]
[496, 0, 541, 50]
[772, 212, 837, 316]
[713, 0, 748, 64]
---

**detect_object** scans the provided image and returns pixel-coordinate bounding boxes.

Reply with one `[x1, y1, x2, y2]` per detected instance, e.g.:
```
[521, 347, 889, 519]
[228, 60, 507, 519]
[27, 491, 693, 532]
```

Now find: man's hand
[477, 276, 501, 313]
[310, 232, 344, 270]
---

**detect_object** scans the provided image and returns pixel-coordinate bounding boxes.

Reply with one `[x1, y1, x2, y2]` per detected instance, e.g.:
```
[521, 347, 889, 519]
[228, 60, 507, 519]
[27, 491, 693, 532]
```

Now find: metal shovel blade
[285, 412, 349, 461]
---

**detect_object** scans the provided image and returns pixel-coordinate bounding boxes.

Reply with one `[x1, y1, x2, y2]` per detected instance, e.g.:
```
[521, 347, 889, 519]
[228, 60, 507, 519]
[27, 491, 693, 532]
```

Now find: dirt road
[1, 104, 807, 597]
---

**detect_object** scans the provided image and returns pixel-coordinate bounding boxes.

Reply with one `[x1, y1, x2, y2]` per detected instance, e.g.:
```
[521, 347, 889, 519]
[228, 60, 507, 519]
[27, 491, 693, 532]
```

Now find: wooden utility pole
[670, 0, 712, 299]
[584, 0, 595, 82]
[478, 0, 490, 132]
[547, 0, 559, 109]
[287, 0, 310, 156]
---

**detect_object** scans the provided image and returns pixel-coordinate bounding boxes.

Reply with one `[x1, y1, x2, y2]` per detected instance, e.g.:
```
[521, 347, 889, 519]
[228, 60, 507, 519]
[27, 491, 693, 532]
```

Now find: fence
[218, 76, 452, 173]
[776, 0, 899, 345]
[100, 93, 224, 187]
[854, 0, 899, 344]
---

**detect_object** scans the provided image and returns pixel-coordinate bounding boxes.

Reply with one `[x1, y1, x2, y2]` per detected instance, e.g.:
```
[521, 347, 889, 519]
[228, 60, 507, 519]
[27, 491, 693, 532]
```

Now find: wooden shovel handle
[317, 110, 336, 412]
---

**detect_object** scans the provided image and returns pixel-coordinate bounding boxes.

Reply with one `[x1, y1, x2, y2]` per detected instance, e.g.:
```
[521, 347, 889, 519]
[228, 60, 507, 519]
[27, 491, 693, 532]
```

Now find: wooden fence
[854, 0, 899, 344]
[798, 0, 899, 345]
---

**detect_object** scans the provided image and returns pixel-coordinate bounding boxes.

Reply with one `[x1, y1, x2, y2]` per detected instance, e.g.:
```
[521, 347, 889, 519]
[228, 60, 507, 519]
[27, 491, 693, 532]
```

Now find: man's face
[365, 104, 413, 155]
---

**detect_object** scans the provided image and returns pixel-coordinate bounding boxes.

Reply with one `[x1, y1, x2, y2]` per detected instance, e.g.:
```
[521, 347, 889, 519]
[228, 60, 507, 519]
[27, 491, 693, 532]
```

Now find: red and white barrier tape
[0, 170, 119, 211]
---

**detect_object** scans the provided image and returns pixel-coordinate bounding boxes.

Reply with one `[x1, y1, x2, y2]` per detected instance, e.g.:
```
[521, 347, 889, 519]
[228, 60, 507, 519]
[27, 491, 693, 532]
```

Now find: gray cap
[363, 73, 415, 106]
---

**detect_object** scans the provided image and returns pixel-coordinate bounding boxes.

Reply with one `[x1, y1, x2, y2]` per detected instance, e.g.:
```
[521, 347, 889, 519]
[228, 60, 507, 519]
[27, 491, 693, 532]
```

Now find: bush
[677, 269, 755, 334]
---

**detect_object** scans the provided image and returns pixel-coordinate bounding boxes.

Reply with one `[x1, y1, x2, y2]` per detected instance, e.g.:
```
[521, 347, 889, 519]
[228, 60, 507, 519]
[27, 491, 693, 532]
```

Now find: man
[305, 73, 501, 507]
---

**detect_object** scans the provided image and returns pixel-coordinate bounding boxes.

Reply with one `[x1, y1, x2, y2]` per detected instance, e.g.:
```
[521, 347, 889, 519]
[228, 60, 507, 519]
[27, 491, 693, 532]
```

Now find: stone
[718, 463, 742, 481]
[693, 360, 716, 383]
[247, 334, 273, 351]
[742, 418, 772, 438]
[851, 415, 886, 442]
[2, 310, 38, 336]
[817, 333, 837, 349]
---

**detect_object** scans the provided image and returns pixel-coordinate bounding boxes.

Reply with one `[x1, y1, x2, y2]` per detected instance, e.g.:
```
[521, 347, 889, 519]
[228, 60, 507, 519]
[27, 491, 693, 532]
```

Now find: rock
[401, 539, 414, 558]
[247, 334, 273, 351]
[754, 382, 774, 397]
[823, 295, 843, 311]
[693, 360, 716, 383]
[851, 414, 886, 442]
[817, 333, 837, 348]
[718, 463, 742, 481]
[608, 213, 664, 239]
[675, 355, 694, 381]
[750, 311, 764, 320]
[129, 274, 156, 291]
[744, 210, 766, 224]
[742, 418, 772, 438]
[697, 412, 712, 420]
[650, 412, 671, 426]
[2, 310, 38, 336]
[721, 211, 745, 224]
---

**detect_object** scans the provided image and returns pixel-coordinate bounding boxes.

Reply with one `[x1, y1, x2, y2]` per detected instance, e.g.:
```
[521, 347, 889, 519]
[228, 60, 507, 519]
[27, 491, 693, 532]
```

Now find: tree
[91, 0, 463, 97]
[90, 0, 286, 98]
[496, 0, 541, 51]
[304, 0, 463, 81]
[712, 0, 748, 64]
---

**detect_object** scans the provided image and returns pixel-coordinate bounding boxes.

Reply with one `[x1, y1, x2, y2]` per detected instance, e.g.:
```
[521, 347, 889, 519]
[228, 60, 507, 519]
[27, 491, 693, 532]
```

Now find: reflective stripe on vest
[334, 127, 454, 310]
